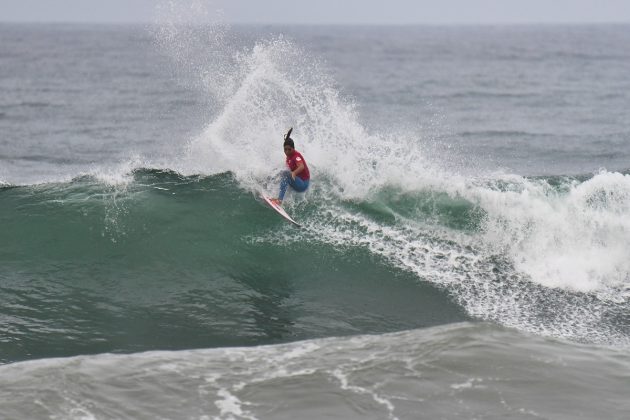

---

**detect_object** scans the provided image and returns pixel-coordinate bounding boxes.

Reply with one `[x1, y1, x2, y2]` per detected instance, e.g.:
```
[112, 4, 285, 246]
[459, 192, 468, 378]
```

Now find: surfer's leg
[278, 170, 291, 201]
[289, 177, 309, 193]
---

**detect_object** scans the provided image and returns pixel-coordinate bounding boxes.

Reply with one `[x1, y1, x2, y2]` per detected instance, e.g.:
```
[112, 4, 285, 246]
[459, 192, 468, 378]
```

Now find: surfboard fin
[284, 127, 293, 140]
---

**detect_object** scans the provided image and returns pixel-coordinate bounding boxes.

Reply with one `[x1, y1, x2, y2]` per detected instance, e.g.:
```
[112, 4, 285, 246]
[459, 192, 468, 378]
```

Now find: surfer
[271, 128, 310, 206]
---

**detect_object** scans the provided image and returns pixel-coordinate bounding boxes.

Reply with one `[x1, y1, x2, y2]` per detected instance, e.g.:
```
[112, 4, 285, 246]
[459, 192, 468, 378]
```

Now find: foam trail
[288, 181, 630, 345]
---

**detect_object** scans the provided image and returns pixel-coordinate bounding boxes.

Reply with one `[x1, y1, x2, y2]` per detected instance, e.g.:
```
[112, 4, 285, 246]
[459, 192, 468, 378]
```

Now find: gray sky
[2, 0, 630, 24]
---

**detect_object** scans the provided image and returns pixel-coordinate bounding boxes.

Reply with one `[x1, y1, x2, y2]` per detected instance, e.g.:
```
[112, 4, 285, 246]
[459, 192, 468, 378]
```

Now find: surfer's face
[284, 146, 294, 156]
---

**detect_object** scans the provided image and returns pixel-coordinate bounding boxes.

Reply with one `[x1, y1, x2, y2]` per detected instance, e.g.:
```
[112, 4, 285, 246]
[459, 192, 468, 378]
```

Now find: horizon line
[2, 19, 630, 26]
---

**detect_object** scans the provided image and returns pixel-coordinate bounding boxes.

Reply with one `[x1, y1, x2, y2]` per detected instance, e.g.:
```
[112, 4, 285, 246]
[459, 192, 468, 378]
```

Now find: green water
[0, 170, 470, 363]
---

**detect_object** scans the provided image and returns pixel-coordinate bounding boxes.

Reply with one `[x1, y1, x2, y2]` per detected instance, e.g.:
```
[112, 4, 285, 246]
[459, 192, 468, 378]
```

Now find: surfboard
[262, 195, 301, 227]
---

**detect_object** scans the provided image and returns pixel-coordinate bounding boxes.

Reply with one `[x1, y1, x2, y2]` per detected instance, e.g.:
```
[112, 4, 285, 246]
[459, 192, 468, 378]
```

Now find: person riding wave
[270, 128, 310, 206]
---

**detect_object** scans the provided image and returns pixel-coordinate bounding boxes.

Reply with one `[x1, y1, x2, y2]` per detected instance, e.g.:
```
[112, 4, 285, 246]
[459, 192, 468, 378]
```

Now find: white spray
[154, 2, 630, 345]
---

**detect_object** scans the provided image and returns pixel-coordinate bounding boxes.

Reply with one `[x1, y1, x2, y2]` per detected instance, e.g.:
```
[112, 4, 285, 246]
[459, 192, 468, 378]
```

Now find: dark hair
[283, 138, 294, 148]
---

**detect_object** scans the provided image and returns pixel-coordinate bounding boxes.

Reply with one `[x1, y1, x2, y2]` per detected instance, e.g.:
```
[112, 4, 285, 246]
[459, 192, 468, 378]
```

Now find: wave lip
[478, 170, 630, 294]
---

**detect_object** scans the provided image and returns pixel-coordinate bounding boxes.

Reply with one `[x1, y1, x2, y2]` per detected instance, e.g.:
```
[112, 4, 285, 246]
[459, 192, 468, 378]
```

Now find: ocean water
[1, 19, 630, 419]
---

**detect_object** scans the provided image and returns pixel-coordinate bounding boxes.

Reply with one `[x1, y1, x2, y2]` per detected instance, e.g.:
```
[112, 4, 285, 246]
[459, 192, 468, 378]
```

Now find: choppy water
[2, 323, 629, 420]
[1, 16, 630, 420]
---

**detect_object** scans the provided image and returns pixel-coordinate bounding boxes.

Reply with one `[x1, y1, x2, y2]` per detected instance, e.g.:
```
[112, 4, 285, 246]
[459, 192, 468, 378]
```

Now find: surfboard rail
[262, 195, 301, 227]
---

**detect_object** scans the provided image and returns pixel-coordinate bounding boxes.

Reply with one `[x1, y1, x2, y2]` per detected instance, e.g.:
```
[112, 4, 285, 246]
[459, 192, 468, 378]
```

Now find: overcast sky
[3, 0, 630, 25]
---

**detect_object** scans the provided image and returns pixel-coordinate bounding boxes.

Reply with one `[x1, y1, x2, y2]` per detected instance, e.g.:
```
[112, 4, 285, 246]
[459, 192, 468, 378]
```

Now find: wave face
[2, 168, 629, 364]
[0, 170, 469, 363]
[1, 323, 629, 420]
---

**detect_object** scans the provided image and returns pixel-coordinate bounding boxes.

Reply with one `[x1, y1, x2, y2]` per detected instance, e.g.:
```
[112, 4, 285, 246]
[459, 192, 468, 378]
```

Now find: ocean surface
[1, 19, 630, 419]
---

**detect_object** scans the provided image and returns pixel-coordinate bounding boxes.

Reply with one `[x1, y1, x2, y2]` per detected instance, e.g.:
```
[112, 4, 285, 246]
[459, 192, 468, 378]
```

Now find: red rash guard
[286, 151, 310, 181]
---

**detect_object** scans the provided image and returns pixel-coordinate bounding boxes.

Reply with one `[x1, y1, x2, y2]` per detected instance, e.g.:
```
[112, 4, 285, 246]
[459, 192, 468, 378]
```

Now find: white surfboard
[262, 195, 301, 227]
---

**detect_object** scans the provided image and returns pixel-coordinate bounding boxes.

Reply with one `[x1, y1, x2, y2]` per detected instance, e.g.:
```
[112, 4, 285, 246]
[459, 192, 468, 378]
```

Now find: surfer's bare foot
[270, 198, 282, 206]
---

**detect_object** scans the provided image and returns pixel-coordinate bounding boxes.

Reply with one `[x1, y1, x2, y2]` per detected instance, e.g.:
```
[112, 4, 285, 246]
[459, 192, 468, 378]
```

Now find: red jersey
[286, 150, 310, 181]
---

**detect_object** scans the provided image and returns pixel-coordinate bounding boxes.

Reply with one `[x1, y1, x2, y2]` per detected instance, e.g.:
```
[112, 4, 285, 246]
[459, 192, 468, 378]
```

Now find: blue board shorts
[279, 170, 309, 200]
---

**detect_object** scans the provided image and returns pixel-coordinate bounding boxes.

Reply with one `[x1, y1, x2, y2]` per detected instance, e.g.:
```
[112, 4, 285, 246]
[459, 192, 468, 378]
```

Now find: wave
[150, 16, 630, 345]
[1, 322, 628, 420]
[2, 168, 629, 348]
[2, 9, 629, 351]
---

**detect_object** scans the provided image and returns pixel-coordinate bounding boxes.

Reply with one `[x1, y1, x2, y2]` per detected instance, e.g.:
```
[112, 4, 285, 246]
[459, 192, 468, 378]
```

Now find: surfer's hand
[291, 172, 296, 180]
